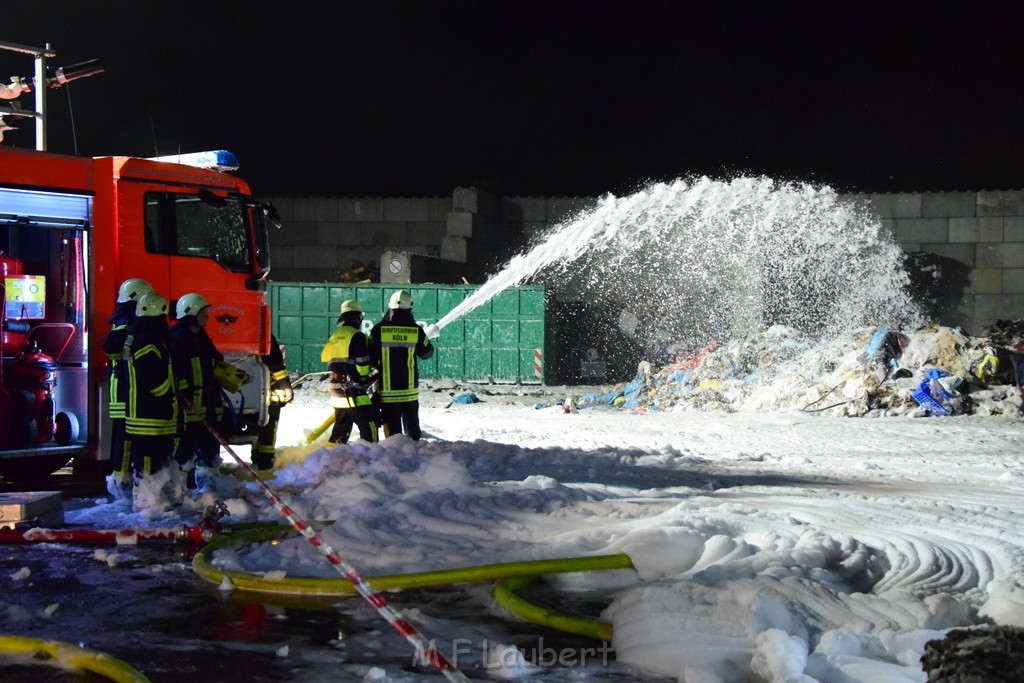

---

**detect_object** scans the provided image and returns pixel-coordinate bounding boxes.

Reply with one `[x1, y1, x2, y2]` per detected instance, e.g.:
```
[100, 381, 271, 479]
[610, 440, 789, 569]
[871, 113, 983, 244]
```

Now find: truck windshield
[144, 191, 252, 272]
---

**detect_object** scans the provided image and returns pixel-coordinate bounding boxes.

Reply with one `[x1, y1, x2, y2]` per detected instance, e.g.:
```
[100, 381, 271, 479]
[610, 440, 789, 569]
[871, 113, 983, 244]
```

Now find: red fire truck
[0, 146, 278, 480]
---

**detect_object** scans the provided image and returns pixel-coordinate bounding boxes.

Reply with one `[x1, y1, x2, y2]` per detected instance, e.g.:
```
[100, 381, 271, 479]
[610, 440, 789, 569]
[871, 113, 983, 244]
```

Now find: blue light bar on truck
[147, 150, 240, 172]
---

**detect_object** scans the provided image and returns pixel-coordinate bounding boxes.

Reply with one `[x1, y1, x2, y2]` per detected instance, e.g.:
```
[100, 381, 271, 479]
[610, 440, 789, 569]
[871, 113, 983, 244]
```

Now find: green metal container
[269, 283, 547, 383]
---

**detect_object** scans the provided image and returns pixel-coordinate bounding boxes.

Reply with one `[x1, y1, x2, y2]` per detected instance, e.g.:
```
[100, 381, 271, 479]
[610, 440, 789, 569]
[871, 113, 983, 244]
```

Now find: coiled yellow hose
[494, 576, 614, 641]
[0, 634, 149, 683]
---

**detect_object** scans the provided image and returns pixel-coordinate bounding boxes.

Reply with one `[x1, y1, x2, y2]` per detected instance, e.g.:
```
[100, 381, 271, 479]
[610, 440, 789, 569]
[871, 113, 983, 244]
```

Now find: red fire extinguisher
[11, 340, 59, 445]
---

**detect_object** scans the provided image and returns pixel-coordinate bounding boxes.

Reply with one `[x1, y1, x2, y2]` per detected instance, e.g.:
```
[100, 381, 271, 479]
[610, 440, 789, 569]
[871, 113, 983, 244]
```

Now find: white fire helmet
[176, 293, 211, 319]
[117, 278, 154, 303]
[136, 291, 169, 317]
[389, 290, 413, 310]
[340, 300, 364, 315]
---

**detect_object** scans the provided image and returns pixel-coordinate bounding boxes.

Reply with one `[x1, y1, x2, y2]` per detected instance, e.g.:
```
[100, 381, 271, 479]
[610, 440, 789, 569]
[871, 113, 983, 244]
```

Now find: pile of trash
[580, 320, 1024, 418]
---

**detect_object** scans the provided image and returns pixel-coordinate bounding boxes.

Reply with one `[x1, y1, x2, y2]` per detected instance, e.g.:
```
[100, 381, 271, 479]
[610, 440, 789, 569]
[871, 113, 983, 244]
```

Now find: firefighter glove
[270, 375, 294, 404]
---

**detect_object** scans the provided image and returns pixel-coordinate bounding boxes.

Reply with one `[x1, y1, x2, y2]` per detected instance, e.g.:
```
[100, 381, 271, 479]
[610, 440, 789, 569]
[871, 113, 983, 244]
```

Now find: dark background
[3, 1, 1023, 198]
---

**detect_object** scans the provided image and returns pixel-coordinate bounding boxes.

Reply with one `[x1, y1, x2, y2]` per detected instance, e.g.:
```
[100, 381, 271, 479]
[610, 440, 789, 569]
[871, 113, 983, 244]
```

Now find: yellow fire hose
[494, 576, 614, 642]
[0, 634, 150, 683]
[303, 413, 335, 444]
[194, 526, 635, 597]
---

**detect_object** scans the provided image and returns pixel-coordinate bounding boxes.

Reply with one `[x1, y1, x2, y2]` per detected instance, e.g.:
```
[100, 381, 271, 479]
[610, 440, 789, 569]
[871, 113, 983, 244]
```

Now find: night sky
[3, 1, 1023, 199]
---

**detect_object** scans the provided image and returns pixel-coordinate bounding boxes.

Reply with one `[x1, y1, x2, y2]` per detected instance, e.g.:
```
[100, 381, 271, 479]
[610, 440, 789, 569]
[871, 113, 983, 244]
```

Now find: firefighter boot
[106, 471, 133, 502]
[195, 464, 246, 497]
[250, 449, 276, 481]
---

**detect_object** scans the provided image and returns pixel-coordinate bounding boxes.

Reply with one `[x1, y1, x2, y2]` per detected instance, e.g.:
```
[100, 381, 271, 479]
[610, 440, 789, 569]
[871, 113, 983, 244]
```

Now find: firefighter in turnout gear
[168, 293, 247, 486]
[119, 291, 178, 508]
[102, 278, 153, 483]
[368, 290, 434, 440]
[321, 300, 380, 444]
[253, 333, 292, 472]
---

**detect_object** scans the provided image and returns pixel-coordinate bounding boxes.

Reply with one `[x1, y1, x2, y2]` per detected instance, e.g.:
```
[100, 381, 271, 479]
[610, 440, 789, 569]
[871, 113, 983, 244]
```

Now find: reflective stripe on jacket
[169, 317, 224, 423]
[368, 311, 433, 404]
[125, 340, 178, 437]
[103, 323, 129, 419]
[322, 324, 373, 409]
[103, 301, 137, 420]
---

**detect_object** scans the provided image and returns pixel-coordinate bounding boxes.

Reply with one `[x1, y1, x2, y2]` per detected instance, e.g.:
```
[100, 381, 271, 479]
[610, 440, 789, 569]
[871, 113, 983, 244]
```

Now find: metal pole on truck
[0, 40, 55, 150]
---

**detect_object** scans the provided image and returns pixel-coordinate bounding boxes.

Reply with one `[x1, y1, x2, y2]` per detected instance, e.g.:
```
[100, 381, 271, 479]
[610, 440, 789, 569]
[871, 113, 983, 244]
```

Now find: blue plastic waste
[865, 328, 890, 359]
[912, 369, 961, 416]
[621, 369, 648, 409]
[451, 392, 480, 405]
[912, 383, 949, 416]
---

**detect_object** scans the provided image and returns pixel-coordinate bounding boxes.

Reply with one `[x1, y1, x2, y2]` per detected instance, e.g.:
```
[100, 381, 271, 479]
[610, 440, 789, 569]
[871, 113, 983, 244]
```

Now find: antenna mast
[1, 40, 104, 151]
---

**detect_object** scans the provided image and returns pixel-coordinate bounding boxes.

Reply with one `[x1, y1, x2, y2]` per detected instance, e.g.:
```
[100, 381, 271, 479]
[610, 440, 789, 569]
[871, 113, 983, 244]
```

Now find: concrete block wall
[840, 190, 1024, 335]
[266, 195, 452, 282]
[505, 196, 600, 244]
[268, 188, 1023, 336]
[266, 188, 535, 284]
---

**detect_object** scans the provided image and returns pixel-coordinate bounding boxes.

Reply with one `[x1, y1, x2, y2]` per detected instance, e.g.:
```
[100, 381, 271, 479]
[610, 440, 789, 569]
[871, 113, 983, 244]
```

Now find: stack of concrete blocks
[383, 187, 545, 284]
[503, 195, 600, 244]
[840, 190, 1024, 335]
[265, 195, 452, 283]
[443, 188, 534, 276]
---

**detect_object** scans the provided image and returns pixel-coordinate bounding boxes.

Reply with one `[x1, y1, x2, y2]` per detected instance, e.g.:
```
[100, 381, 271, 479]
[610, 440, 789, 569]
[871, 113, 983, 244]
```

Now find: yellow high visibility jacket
[321, 323, 374, 409]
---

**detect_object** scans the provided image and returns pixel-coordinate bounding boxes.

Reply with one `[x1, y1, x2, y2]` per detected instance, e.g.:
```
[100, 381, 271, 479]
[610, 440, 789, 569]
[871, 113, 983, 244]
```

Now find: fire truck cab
[0, 146, 277, 480]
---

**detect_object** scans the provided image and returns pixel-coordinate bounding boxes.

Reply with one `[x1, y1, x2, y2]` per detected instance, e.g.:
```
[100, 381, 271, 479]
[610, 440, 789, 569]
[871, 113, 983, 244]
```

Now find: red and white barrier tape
[203, 421, 469, 682]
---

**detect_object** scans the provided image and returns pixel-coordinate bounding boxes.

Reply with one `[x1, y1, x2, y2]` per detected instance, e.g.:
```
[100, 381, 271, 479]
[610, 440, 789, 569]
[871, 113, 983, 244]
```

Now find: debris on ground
[922, 625, 1024, 682]
[578, 321, 1024, 417]
[445, 392, 482, 408]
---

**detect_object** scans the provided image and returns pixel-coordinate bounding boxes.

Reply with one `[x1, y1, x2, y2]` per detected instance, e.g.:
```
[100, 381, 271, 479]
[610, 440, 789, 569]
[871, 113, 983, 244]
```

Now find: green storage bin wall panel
[327, 288, 352, 316]
[417, 347, 438, 376]
[520, 320, 544, 347]
[302, 286, 329, 312]
[436, 347, 463, 378]
[492, 349, 519, 382]
[277, 287, 303, 312]
[519, 289, 545, 316]
[438, 319, 465, 346]
[301, 344, 324, 374]
[301, 316, 329, 340]
[269, 283, 546, 383]
[408, 287, 438, 316]
[492, 320, 519, 346]
[437, 289, 467, 315]
[465, 319, 491, 347]
[491, 290, 519, 317]
[277, 315, 303, 340]
[463, 348, 491, 382]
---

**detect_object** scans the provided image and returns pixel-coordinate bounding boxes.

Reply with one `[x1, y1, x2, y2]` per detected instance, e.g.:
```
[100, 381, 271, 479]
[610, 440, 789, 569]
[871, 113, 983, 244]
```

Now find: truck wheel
[54, 412, 80, 446]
